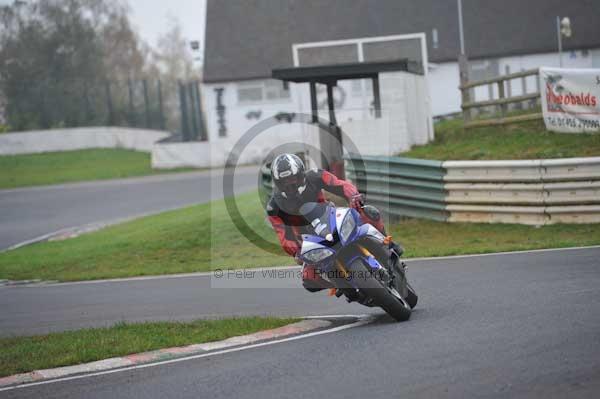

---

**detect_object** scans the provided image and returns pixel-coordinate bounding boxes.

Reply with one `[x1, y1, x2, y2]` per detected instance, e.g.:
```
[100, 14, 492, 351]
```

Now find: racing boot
[389, 240, 404, 258]
[383, 236, 404, 258]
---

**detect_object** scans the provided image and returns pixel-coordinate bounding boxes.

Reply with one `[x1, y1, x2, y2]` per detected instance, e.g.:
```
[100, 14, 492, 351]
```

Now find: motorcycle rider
[266, 153, 403, 292]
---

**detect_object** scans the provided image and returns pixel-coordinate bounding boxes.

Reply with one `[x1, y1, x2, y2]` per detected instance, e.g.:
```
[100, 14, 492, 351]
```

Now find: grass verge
[0, 149, 197, 189]
[1, 191, 600, 282]
[402, 118, 600, 160]
[0, 317, 299, 378]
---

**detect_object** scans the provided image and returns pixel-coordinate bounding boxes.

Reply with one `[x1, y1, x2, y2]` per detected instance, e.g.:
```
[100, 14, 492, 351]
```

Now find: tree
[152, 16, 199, 81]
[0, 0, 153, 130]
[149, 17, 201, 134]
[0, 0, 202, 133]
[99, 1, 151, 80]
[0, 1, 104, 129]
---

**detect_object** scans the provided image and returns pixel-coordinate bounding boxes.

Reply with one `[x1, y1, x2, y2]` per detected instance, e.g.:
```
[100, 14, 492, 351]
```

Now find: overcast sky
[0, 0, 207, 58]
[127, 0, 206, 51]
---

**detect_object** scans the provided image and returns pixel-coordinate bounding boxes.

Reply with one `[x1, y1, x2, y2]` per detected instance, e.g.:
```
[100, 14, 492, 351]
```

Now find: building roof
[204, 0, 600, 83]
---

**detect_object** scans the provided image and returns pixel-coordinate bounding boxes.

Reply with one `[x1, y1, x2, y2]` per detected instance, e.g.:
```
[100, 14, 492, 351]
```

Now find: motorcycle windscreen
[299, 202, 335, 238]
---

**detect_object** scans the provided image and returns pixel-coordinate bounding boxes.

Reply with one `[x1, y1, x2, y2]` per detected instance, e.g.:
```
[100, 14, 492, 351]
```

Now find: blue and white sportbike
[298, 202, 418, 322]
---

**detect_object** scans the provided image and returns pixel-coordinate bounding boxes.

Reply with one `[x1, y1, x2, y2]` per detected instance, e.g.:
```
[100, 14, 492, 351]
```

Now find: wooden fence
[460, 68, 543, 129]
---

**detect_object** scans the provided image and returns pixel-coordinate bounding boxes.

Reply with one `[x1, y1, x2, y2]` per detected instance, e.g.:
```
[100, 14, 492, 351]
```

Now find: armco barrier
[445, 183, 545, 205]
[442, 157, 600, 224]
[261, 155, 600, 225]
[443, 159, 543, 183]
[541, 157, 600, 182]
[261, 164, 273, 193]
[544, 181, 600, 205]
[345, 155, 600, 225]
[446, 204, 548, 225]
[345, 155, 449, 221]
[260, 156, 449, 221]
[260, 163, 279, 208]
[442, 159, 546, 224]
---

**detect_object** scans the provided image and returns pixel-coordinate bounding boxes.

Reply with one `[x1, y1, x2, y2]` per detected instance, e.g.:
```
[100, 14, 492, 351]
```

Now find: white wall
[157, 73, 433, 169]
[426, 47, 600, 117]
[428, 62, 462, 116]
[0, 127, 169, 155]
[592, 49, 600, 68]
[154, 81, 309, 169]
[340, 72, 432, 156]
[201, 80, 305, 166]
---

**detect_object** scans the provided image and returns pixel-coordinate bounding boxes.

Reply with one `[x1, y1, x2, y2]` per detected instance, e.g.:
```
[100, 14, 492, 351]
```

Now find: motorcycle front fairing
[299, 203, 337, 269]
[299, 203, 417, 320]
[299, 204, 388, 278]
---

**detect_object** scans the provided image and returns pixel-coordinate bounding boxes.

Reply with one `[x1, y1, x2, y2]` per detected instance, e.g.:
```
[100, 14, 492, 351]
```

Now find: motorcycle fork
[356, 245, 392, 285]
[335, 260, 350, 279]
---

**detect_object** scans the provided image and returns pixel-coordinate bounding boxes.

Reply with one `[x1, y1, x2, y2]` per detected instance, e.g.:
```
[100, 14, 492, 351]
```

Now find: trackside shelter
[272, 59, 432, 175]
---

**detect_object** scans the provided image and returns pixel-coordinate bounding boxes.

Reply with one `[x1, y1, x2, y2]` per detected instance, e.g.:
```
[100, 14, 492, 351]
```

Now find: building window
[265, 80, 291, 101]
[432, 28, 439, 50]
[237, 80, 290, 104]
[237, 85, 263, 103]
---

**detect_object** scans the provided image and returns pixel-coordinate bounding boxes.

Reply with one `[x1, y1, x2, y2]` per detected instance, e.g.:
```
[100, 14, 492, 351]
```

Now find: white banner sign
[540, 67, 600, 133]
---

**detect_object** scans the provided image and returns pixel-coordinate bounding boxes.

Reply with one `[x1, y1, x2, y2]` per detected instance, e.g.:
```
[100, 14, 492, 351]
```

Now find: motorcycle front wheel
[341, 238, 412, 322]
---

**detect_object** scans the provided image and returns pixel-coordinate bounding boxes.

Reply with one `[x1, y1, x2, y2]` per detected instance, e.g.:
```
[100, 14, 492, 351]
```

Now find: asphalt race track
[2, 247, 600, 398]
[0, 166, 258, 250]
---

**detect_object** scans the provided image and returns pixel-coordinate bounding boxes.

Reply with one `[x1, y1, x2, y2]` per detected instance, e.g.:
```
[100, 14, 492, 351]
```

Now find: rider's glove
[350, 194, 365, 211]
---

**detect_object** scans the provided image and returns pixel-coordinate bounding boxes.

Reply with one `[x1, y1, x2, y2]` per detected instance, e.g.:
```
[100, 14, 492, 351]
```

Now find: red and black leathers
[267, 169, 391, 291]
[267, 169, 386, 256]
[266, 169, 361, 257]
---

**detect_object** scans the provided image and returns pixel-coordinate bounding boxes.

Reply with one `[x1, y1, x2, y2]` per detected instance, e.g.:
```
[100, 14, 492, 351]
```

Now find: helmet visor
[278, 174, 305, 197]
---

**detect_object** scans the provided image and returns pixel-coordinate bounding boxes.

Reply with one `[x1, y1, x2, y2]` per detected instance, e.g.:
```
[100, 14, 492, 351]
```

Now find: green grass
[402, 118, 600, 160]
[0, 317, 299, 377]
[0, 191, 291, 282]
[1, 191, 600, 282]
[0, 149, 197, 189]
[388, 218, 600, 258]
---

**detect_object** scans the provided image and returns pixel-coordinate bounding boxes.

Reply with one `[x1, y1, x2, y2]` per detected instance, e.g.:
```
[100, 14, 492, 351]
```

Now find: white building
[154, 0, 600, 169]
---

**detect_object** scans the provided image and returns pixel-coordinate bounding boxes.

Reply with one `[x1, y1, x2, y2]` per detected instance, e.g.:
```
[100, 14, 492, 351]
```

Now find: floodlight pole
[457, 0, 471, 124]
[556, 16, 563, 67]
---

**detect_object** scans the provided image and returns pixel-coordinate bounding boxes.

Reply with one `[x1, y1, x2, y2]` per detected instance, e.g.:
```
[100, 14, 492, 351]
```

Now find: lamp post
[189, 40, 203, 64]
[556, 16, 572, 67]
